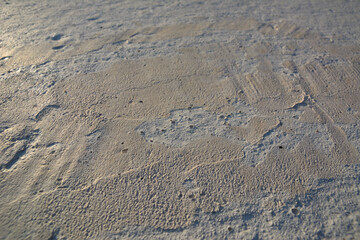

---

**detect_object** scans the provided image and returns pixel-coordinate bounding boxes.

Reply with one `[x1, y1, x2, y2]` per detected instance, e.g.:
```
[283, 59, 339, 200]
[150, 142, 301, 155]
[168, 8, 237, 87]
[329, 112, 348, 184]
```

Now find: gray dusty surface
[1, 0, 360, 239]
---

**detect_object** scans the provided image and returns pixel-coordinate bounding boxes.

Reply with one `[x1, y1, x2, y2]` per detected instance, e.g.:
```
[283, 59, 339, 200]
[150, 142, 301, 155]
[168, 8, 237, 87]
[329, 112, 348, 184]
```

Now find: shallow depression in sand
[136, 101, 335, 165]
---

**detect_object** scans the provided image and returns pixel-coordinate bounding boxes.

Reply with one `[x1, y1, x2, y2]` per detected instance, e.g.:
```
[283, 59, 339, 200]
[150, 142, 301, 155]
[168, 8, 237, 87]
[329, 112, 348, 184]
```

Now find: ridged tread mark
[297, 62, 360, 160]
[313, 104, 360, 161]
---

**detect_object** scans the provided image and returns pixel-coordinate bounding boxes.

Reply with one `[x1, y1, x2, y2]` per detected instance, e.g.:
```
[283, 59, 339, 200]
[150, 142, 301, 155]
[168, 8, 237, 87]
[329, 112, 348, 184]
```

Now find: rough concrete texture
[0, 0, 360, 239]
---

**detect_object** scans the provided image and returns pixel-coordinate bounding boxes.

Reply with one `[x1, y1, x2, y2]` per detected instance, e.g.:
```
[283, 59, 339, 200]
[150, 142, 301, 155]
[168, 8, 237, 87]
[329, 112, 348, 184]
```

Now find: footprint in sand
[52, 45, 65, 50]
[50, 33, 63, 41]
[0, 56, 12, 61]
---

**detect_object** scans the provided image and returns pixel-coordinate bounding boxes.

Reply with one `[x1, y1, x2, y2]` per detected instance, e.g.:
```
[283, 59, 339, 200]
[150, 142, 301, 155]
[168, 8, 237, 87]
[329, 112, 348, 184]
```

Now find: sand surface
[1, 0, 360, 239]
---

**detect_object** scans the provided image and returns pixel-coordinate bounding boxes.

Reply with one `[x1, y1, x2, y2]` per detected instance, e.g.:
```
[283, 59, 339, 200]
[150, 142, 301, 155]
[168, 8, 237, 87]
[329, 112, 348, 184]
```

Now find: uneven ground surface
[1, 0, 360, 239]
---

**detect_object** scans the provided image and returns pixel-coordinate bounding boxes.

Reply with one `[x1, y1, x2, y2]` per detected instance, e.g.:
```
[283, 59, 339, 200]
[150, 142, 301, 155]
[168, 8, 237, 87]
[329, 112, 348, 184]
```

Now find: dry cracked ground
[0, 0, 360, 239]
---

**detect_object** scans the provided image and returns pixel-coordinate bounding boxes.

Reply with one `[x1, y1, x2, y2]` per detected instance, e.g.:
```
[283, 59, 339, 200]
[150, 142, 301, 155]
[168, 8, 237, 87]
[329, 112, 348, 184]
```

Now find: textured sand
[1, 0, 360, 239]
